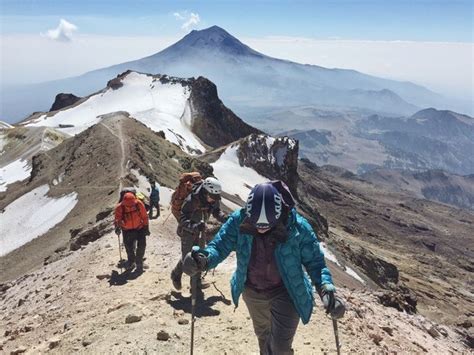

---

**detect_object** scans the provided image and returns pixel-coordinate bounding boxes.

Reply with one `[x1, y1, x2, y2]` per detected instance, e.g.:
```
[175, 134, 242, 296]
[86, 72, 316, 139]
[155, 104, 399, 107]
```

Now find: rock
[157, 330, 170, 341]
[50, 93, 81, 111]
[105, 243, 112, 248]
[125, 314, 142, 324]
[48, 337, 61, 349]
[96, 274, 110, 280]
[17, 298, 25, 307]
[438, 327, 448, 337]
[149, 293, 168, 301]
[173, 310, 185, 318]
[457, 319, 472, 329]
[107, 303, 129, 314]
[369, 332, 383, 345]
[427, 325, 440, 338]
[381, 326, 394, 336]
[10, 347, 27, 354]
[82, 339, 92, 347]
[178, 318, 189, 325]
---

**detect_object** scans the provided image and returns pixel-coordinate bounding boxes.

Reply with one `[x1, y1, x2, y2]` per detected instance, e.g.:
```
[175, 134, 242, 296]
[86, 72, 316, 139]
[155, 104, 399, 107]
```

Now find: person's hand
[320, 284, 345, 319]
[115, 226, 121, 236]
[182, 249, 208, 276]
[144, 225, 151, 236]
[194, 221, 206, 232]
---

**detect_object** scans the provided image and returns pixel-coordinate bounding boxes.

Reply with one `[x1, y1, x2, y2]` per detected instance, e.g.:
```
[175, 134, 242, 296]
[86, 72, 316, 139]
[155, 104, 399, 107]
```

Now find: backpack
[118, 187, 150, 211]
[171, 172, 202, 220]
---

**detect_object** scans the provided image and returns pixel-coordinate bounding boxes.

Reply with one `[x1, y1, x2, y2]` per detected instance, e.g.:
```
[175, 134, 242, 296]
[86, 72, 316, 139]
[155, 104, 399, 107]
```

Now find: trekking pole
[190, 245, 201, 355]
[332, 318, 341, 355]
[116, 233, 123, 272]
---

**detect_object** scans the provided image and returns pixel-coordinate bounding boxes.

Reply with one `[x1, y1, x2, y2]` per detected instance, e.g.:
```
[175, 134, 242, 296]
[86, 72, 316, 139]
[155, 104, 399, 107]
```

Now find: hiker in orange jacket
[115, 192, 150, 273]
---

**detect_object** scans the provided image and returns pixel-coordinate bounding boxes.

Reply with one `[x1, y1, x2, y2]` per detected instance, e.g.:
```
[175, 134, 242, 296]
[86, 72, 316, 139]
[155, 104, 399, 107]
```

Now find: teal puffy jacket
[204, 208, 334, 324]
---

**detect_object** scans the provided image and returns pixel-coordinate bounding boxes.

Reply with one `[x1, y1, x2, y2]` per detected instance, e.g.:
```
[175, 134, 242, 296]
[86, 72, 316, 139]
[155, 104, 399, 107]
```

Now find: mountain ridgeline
[2, 25, 450, 124]
[0, 68, 473, 353]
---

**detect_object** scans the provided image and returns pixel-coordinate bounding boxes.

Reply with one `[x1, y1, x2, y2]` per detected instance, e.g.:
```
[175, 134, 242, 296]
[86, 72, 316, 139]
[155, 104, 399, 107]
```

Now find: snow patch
[211, 145, 268, 201]
[26, 72, 204, 155]
[320, 242, 365, 284]
[0, 159, 32, 192]
[0, 185, 78, 256]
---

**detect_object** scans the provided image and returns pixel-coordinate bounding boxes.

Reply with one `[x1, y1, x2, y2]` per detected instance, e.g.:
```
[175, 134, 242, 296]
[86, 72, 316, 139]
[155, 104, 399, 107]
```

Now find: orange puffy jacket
[115, 192, 149, 231]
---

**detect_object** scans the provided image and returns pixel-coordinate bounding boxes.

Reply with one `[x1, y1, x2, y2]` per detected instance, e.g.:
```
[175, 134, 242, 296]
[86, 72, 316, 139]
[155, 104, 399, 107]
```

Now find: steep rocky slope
[0, 113, 211, 282]
[0, 213, 469, 354]
[297, 160, 474, 340]
[362, 168, 474, 211]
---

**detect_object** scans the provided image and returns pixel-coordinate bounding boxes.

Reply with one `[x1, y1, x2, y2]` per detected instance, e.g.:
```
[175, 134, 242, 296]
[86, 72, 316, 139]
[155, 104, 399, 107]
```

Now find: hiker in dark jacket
[115, 192, 150, 273]
[171, 177, 227, 290]
[149, 181, 160, 219]
[182, 182, 345, 355]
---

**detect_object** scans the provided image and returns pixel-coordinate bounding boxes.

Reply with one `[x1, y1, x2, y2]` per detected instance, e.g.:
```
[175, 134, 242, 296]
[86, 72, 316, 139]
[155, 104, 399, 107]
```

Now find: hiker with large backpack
[182, 181, 345, 354]
[115, 191, 150, 273]
[149, 180, 160, 219]
[170, 176, 227, 291]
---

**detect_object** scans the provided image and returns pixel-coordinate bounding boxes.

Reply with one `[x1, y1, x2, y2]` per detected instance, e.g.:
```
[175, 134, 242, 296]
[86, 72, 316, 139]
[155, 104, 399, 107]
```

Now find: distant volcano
[2, 26, 442, 123]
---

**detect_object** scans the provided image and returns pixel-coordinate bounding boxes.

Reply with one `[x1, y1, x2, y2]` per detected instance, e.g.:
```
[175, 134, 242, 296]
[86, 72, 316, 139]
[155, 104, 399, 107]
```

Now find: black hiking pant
[242, 286, 300, 355]
[122, 228, 147, 266]
[149, 200, 160, 219]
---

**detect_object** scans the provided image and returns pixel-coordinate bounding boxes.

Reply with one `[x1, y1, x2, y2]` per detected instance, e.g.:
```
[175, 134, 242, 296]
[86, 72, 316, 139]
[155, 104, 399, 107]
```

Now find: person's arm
[114, 204, 123, 228]
[203, 210, 240, 269]
[299, 216, 334, 289]
[211, 201, 228, 223]
[179, 195, 197, 233]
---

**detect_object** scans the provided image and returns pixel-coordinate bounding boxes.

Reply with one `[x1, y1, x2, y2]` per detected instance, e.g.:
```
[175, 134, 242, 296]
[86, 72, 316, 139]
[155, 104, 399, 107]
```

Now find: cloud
[44, 19, 78, 42]
[173, 11, 200, 30]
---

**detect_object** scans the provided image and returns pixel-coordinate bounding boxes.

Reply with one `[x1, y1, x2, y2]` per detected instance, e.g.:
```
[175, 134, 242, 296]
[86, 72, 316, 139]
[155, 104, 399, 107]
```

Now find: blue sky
[1, 0, 472, 102]
[1, 0, 472, 41]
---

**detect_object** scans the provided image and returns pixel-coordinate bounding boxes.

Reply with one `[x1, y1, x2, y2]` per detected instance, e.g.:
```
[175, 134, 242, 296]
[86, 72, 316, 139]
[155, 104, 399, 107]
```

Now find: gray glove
[320, 284, 346, 319]
[182, 249, 208, 276]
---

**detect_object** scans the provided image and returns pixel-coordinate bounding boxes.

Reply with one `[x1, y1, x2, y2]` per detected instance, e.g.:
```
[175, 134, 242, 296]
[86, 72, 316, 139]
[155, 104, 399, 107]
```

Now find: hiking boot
[171, 272, 182, 290]
[135, 264, 144, 274]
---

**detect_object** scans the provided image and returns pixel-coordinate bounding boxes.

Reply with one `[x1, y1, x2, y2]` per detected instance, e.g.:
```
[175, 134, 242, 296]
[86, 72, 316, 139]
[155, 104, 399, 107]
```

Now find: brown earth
[0, 215, 469, 354]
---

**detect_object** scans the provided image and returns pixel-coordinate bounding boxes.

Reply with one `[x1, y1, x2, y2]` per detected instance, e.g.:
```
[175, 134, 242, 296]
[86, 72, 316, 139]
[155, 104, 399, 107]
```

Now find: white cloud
[44, 19, 78, 42]
[173, 11, 200, 30]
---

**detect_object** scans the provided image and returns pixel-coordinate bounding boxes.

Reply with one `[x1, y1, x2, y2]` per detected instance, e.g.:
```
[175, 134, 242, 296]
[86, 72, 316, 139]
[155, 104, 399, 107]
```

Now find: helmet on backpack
[245, 183, 282, 229]
[202, 177, 222, 199]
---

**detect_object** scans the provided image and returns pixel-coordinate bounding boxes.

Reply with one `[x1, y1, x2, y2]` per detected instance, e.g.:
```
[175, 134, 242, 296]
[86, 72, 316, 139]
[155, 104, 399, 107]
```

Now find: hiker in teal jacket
[183, 181, 345, 355]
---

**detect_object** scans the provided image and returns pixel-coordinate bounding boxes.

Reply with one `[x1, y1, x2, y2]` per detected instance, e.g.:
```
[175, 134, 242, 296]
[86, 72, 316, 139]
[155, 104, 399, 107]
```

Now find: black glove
[144, 225, 150, 236]
[182, 249, 208, 276]
[320, 284, 346, 319]
[115, 226, 121, 236]
[193, 221, 206, 232]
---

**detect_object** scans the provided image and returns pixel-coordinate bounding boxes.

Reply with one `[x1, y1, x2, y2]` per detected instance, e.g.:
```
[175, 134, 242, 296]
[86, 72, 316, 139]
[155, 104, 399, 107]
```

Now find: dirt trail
[0, 214, 469, 354]
[100, 117, 126, 191]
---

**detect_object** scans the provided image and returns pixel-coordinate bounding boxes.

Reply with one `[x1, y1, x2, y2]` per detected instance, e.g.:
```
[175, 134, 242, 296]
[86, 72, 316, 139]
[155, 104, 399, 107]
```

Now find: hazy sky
[1, 0, 472, 101]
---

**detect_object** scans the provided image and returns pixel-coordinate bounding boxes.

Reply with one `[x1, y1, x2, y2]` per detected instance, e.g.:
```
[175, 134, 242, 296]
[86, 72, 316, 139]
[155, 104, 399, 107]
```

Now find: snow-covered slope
[211, 144, 268, 201]
[24, 72, 205, 155]
[0, 185, 77, 256]
[0, 159, 31, 192]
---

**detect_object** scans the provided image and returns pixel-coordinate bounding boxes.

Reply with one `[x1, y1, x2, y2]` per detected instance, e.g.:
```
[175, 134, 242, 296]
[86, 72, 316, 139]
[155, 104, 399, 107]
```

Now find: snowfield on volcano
[25, 72, 205, 155]
[0, 159, 31, 192]
[211, 144, 268, 201]
[0, 185, 78, 256]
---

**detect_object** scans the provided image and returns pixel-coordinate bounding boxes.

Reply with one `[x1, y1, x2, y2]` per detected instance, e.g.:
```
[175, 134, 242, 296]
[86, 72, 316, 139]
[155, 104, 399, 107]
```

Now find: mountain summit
[2, 25, 444, 123]
[163, 25, 264, 57]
